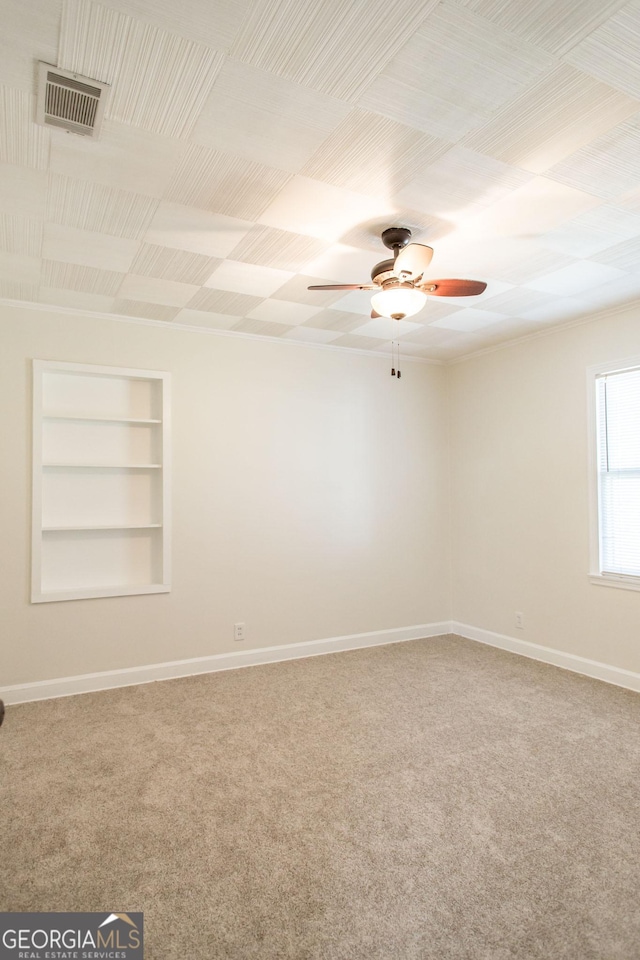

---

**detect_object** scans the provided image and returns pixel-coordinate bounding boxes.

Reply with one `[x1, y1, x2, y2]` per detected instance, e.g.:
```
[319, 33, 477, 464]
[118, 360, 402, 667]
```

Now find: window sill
[588, 573, 640, 593]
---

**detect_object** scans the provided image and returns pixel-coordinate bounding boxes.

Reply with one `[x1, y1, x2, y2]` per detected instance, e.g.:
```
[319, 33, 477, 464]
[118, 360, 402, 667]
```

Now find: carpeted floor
[1, 635, 640, 959]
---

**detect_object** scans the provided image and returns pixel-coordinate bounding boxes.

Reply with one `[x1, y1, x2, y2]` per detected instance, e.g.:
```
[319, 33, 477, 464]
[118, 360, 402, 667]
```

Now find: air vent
[36, 62, 110, 138]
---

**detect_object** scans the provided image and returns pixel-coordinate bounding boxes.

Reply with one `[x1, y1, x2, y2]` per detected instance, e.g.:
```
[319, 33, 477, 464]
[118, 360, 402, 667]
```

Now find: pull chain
[390, 324, 402, 379]
[390, 338, 402, 378]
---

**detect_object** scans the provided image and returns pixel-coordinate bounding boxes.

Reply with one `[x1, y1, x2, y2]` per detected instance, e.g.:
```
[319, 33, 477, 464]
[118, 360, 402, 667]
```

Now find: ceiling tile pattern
[0, 0, 61, 92]
[188, 287, 263, 316]
[563, 0, 640, 99]
[541, 204, 640, 258]
[118, 272, 199, 305]
[112, 297, 179, 320]
[229, 225, 328, 272]
[49, 120, 186, 197]
[130, 242, 221, 284]
[397, 147, 533, 219]
[0, 214, 43, 256]
[547, 114, 640, 200]
[40, 287, 116, 312]
[299, 308, 367, 334]
[455, 0, 629, 56]
[191, 59, 352, 172]
[174, 307, 238, 328]
[0, 280, 40, 300]
[524, 260, 625, 296]
[204, 259, 292, 297]
[463, 63, 640, 173]
[301, 110, 450, 196]
[0, 165, 48, 218]
[246, 298, 321, 326]
[482, 245, 576, 286]
[59, 0, 225, 136]
[41, 259, 124, 295]
[359, 2, 555, 141]
[479, 286, 556, 315]
[617, 185, 640, 216]
[165, 144, 291, 219]
[231, 317, 292, 337]
[0, 252, 42, 286]
[144, 202, 252, 257]
[102, 0, 248, 50]
[231, 0, 441, 101]
[2, 0, 640, 361]
[43, 223, 139, 271]
[593, 234, 640, 271]
[47, 174, 158, 237]
[59, 0, 130, 84]
[0, 86, 50, 169]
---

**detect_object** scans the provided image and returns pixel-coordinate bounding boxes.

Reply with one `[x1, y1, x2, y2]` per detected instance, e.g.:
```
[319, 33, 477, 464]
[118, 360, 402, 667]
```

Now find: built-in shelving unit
[32, 360, 171, 603]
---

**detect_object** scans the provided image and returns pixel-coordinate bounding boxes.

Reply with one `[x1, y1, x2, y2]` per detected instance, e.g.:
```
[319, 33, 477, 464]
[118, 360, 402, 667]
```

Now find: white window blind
[596, 367, 640, 578]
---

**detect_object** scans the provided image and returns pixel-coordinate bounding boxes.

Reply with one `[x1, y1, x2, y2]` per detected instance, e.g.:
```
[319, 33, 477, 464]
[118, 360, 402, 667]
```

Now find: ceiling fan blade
[371, 309, 381, 319]
[394, 243, 434, 281]
[420, 279, 487, 297]
[307, 283, 375, 291]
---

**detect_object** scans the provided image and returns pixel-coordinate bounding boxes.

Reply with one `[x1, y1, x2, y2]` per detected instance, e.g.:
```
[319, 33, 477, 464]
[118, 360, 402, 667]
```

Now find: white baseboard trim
[0, 621, 452, 705]
[452, 621, 640, 694]
[5, 619, 639, 706]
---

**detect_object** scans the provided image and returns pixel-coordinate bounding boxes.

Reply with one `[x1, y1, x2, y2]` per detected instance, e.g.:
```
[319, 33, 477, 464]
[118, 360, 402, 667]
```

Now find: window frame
[587, 355, 640, 592]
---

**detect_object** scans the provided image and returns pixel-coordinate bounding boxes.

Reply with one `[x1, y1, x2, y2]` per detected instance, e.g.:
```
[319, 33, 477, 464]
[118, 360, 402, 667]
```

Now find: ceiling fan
[308, 227, 487, 321]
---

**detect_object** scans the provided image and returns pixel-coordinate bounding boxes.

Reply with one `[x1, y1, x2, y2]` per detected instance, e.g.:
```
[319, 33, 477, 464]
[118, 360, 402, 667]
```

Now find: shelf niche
[32, 360, 171, 603]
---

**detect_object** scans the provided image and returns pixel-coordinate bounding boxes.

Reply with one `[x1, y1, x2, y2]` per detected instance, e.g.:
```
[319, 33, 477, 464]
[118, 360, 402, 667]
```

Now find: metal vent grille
[36, 63, 110, 138]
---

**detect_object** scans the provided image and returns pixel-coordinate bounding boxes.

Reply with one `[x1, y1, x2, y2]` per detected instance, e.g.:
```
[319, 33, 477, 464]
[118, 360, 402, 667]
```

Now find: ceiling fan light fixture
[371, 285, 427, 320]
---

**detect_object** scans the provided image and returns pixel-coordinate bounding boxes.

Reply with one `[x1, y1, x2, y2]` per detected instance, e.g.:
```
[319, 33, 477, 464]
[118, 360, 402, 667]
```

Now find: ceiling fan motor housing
[371, 258, 396, 284]
[381, 227, 412, 250]
[373, 228, 414, 284]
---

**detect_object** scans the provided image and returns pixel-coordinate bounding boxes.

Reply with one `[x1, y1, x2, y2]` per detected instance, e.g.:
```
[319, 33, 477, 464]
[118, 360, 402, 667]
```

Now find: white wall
[6, 297, 639, 691]
[0, 302, 451, 686]
[449, 304, 640, 675]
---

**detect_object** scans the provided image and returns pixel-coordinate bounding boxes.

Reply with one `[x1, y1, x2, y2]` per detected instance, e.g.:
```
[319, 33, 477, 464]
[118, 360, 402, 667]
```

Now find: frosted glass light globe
[371, 286, 427, 319]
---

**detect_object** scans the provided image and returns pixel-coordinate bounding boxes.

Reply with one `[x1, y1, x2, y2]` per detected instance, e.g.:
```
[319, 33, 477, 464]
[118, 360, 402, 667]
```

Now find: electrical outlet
[234, 622, 245, 642]
[515, 612, 524, 629]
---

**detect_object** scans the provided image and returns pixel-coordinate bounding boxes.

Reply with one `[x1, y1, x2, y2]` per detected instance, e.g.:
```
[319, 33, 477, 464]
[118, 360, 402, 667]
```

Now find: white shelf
[44, 414, 162, 424]
[32, 360, 171, 603]
[32, 583, 170, 603]
[43, 462, 162, 468]
[43, 524, 163, 532]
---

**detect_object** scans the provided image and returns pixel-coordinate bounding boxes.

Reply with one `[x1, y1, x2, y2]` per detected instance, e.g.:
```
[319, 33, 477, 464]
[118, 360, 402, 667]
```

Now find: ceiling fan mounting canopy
[381, 226, 413, 250]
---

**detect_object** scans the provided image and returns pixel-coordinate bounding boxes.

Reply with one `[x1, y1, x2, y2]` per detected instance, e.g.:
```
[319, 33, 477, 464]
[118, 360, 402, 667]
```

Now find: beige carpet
[2, 635, 640, 959]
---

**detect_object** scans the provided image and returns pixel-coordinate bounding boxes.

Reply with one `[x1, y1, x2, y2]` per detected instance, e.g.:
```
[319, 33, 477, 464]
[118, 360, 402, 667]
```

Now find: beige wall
[5, 298, 640, 689]
[0, 303, 451, 685]
[449, 304, 640, 675]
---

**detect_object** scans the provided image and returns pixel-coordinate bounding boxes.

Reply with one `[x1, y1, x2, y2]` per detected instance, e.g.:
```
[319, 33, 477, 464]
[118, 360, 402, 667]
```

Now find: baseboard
[452, 621, 640, 694]
[5, 619, 639, 706]
[0, 621, 452, 705]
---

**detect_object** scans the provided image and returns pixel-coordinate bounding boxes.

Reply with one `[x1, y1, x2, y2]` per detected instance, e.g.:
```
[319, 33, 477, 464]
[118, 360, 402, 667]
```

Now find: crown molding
[4, 294, 639, 369]
[447, 297, 640, 365]
[0, 297, 443, 366]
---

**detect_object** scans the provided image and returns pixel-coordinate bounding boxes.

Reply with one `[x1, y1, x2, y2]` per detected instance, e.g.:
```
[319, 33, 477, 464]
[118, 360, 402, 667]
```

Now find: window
[590, 362, 640, 589]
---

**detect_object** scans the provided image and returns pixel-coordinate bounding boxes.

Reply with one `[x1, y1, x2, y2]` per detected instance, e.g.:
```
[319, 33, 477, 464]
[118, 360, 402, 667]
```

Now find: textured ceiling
[2, 0, 640, 361]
